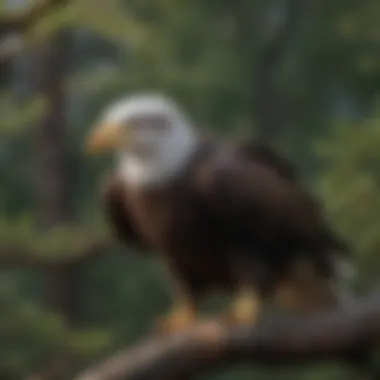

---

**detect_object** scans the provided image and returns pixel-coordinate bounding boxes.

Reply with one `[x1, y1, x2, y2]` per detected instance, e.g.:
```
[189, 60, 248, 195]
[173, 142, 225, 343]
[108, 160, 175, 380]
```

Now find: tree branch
[0, 238, 116, 268]
[75, 288, 380, 380]
[0, 0, 70, 62]
[0, 0, 69, 35]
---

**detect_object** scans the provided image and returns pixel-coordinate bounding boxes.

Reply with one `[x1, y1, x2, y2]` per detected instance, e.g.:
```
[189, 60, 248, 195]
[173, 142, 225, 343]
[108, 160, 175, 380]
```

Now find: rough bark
[74, 288, 380, 380]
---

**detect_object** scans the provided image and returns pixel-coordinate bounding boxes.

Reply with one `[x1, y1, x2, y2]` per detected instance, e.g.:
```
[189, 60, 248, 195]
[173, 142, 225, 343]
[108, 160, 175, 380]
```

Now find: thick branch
[75, 289, 380, 380]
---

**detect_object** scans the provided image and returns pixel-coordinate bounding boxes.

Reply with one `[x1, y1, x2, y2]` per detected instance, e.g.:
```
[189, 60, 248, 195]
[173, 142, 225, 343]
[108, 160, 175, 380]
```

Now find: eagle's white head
[85, 93, 200, 188]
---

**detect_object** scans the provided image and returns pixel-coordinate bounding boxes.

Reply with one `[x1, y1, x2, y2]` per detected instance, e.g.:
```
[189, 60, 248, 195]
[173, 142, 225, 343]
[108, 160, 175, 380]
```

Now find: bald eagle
[85, 94, 353, 333]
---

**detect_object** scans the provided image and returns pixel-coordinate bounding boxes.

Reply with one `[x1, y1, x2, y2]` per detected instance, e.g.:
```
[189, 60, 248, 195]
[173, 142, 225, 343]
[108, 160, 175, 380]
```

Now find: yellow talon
[155, 303, 196, 334]
[227, 289, 262, 325]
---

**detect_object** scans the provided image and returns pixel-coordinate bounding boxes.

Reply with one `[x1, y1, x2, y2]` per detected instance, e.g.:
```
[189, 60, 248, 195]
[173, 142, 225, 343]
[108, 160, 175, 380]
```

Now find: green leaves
[0, 283, 114, 377]
[0, 218, 110, 265]
[314, 117, 380, 286]
[0, 93, 45, 136]
[66, 328, 115, 359]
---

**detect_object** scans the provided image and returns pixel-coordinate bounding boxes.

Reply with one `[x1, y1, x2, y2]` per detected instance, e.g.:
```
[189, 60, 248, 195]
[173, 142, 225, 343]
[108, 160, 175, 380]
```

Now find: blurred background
[0, 0, 379, 379]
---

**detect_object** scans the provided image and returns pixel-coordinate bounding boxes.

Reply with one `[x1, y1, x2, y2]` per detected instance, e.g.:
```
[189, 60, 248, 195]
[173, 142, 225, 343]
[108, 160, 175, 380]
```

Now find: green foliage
[314, 117, 380, 287]
[0, 93, 45, 136]
[0, 280, 114, 378]
[0, 215, 110, 263]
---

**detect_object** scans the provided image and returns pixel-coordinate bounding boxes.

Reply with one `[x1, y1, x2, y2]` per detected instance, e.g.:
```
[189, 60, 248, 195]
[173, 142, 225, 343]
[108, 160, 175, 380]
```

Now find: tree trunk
[230, 0, 304, 143]
[254, 0, 304, 143]
[34, 29, 81, 324]
[32, 29, 79, 380]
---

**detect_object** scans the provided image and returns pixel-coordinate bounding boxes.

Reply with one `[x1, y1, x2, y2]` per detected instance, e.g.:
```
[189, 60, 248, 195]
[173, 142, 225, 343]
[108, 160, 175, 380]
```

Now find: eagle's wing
[101, 173, 148, 252]
[238, 142, 298, 181]
[194, 147, 345, 259]
[239, 143, 348, 254]
[194, 146, 350, 315]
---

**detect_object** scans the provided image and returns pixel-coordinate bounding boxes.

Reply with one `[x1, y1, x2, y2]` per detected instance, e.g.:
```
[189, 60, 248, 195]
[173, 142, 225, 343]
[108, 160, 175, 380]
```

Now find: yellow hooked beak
[84, 122, 128, 155]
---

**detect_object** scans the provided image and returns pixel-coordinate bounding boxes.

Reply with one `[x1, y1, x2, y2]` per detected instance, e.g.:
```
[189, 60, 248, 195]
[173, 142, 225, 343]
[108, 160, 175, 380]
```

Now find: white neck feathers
[117, 125, 199, 189]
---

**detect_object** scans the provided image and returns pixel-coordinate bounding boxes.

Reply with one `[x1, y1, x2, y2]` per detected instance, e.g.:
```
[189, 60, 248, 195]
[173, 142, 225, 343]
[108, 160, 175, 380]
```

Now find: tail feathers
[330, 254, 359, 309]
[333, 255, 357, 283]
[330, 281, 359, 309]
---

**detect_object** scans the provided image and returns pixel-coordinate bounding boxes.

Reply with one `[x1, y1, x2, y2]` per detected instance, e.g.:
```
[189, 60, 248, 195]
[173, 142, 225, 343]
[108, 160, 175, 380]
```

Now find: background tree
[0, 0, 379, 379]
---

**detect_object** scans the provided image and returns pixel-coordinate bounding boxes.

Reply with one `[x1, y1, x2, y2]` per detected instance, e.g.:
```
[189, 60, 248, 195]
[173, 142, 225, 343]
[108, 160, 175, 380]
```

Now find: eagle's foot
[155, 304, 196, 334]
[226, 290, 261, 326]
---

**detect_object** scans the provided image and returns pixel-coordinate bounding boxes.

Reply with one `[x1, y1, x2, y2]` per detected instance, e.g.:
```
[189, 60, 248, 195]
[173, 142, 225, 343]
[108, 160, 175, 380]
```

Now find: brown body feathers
[101, 139, 348, 301]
